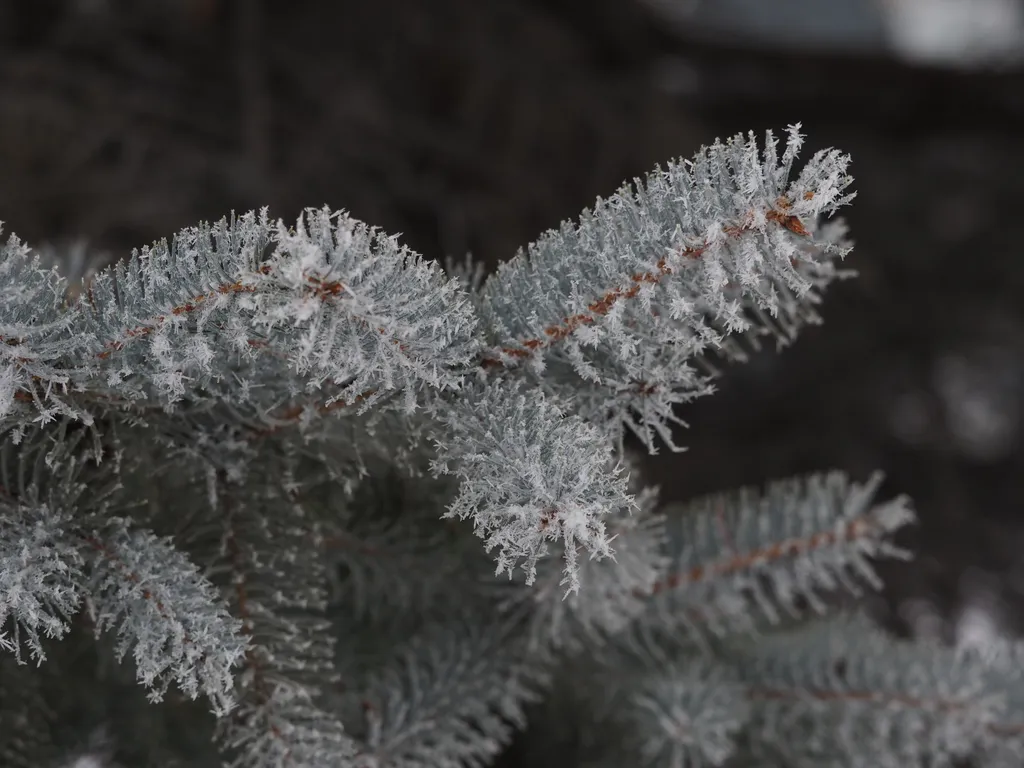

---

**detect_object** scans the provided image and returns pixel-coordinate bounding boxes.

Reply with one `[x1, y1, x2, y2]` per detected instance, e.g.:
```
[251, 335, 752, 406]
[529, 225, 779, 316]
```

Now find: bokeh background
[2, 1, 1024, 764]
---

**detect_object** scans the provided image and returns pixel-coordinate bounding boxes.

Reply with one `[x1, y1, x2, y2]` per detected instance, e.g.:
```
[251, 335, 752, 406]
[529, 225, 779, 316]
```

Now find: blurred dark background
[3, 0, 1024, 761]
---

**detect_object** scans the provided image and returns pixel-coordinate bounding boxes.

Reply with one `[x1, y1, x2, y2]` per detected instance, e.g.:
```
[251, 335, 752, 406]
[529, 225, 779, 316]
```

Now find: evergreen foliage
[1, 125, 1016, 767]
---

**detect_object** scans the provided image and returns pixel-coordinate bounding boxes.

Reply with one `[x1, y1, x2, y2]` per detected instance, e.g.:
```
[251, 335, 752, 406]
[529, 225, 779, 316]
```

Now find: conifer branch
[649, 472, 914, 633]
[474, 125, 854, 451]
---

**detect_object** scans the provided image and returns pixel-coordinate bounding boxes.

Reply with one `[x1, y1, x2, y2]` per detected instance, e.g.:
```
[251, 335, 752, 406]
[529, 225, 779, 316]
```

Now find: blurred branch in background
[640, 0, 1024, 67]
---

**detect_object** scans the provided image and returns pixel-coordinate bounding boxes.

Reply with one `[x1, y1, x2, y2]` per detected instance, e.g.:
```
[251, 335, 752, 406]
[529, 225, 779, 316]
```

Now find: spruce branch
[350, 617, 545, 768]
[0, 229, 94, 427]
[2, 208, 480, 433]
[81, 517, 247, 716]
[427, 379, 635, 594]
[210, 457, 357, 766]
[474, 124, 854, 452]
[575, 611, 1009, 768]
[0, 500, 83, 663]
[0, 419, 107, 663]
[649, 471, 914, 636]
[736, 612, 1003, 767]
[626, 659, 751, 768]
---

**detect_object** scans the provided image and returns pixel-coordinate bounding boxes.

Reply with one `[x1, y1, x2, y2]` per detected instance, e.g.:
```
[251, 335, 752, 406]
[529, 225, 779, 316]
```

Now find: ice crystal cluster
[2, 126, 1022, 767]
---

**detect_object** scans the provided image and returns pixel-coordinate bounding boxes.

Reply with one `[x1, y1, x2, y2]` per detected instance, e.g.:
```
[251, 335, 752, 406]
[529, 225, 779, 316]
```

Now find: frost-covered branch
[82, 518, 247, 715]
[1, 209, 480, 432]
[428, 380, 635, 594]
[649, 471, 914, 636]
[475, 125, 854, 451]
